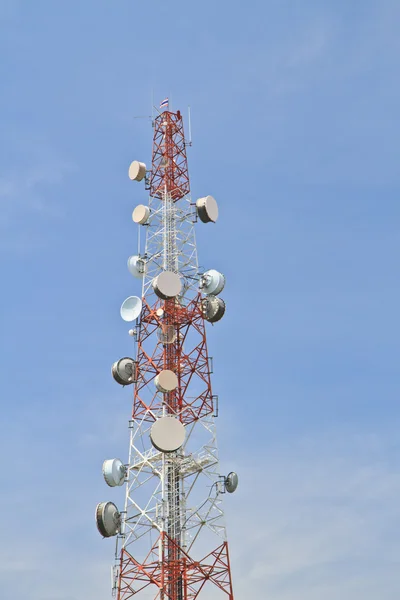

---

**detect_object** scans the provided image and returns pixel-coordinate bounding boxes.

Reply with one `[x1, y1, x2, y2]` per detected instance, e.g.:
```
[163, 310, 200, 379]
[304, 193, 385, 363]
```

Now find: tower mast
[96, 104, 237, 600]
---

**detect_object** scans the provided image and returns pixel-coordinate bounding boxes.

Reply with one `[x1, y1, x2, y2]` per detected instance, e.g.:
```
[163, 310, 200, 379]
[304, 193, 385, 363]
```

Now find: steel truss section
[141, 192, 199, 301]
[117, 535, 233, 600]
[117, 414, 226, 554]
[132, 295, 215, 425]
[149, 110, 190, 201]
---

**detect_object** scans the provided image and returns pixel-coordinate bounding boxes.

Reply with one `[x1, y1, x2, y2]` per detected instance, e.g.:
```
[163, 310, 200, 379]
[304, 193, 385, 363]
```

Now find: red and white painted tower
[96, 103, 237, 600]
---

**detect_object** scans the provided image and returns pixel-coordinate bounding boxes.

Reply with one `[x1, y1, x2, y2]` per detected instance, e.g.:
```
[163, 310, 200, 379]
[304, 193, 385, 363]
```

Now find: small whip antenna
[187, 105, 192, 146]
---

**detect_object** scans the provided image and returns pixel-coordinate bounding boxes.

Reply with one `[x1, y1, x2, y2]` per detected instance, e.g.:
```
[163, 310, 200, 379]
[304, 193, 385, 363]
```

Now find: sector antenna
[95, 103, 237, 599]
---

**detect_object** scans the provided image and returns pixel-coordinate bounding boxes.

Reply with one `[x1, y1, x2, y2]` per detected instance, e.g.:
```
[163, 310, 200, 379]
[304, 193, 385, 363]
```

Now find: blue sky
[1, 0, 400, 598]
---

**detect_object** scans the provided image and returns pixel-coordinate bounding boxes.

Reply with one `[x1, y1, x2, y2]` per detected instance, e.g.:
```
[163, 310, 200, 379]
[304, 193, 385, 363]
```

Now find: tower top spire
[149, 109, 190, 201]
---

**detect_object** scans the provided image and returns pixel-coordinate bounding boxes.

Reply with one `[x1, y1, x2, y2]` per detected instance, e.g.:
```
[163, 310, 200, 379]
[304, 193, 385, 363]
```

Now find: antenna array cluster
[94, 108, 237, 600]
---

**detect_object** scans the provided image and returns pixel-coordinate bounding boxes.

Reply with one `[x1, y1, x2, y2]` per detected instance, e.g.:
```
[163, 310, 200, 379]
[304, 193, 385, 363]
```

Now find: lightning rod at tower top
[95, 97, 238, 599]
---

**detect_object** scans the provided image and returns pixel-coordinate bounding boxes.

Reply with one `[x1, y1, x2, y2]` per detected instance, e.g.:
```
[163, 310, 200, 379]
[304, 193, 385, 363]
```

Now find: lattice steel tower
[95, 104, 237, 600]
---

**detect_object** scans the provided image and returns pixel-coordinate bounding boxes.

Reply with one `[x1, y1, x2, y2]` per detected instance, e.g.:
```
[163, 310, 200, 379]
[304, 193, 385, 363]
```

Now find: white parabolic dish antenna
[201, 269, 225, 296]
[120, 296, 142, 322]
[196, 195, 219, 223]
[102, 458, 126, 487]
[225, 472, 239, 493]
[95, 501, 121, 538]
[150, 416, 186, 453]
[127, 255, 145, 279]
[128, 160, 146, 182]
[111, 357, 137, 385]
[155, 369, 178, 393]
[201, 295, 226, 323]
[132, 204, 150, 225]
[153, 271, 182, 299]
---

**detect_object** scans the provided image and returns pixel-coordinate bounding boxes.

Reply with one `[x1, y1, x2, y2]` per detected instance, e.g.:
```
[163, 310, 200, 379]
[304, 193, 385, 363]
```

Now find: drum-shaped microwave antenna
[102, 458, 126, 487]
[152, 271, 182, 299]
[155, 369, 178, 393]
[157, 324, 177, 344]
[201, 295, 226, 323]
[132, 204, 150, 225]
[200, 269, 225, 296]
[120, 296, 142, 322]
[111, 357, 137, 385]
[127, 255, 146, 279]
[150, 416, 186, 453]
[128, 160, 146, 182]
[196, 195, 219, 223]
[95, 501, 121, 538]
[225, 472, 239, 494]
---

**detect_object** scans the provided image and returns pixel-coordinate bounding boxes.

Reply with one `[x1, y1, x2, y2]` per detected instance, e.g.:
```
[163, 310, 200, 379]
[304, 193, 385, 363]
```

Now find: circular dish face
[156, 308, 164, 318]
[153, 271, 182, 299]
[150, 416, 186, 453]
[102, 458, 126, 487]
[127, 255, 145, 278]
[225, 471, 239, 493]
[95, 501, 121, 538]
[120, 296, 142, 322]
[201, 295, 226, 323]
[157, 325, 177, 344]
[128, 161, 146, 182]
[196, 196, 219, 223]
[155, 369, 178, 393]
[111, 357, 136, 385]
[132, 204, 150, 224]
[202, 269, 225, 295]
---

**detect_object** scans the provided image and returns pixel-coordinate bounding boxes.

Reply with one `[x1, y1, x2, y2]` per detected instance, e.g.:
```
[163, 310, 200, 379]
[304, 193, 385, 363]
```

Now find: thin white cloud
[284, 23, 329, 69]
[0, 134, 75, 251]
[229, 431, 400, 599]
[0, 159, 74, 223]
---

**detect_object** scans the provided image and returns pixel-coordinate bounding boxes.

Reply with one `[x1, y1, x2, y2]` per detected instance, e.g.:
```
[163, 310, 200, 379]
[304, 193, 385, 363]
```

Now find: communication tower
[95, 102, 237, 599]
